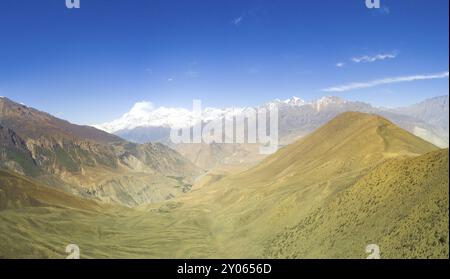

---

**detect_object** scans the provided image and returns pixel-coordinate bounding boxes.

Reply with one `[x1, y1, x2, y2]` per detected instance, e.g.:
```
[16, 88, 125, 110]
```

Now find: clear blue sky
[0, 0, 448, 124]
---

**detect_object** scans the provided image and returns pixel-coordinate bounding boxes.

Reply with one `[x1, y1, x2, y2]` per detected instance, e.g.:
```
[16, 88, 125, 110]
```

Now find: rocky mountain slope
[0, 97, 122, 144]
[0, 97, 203, 206]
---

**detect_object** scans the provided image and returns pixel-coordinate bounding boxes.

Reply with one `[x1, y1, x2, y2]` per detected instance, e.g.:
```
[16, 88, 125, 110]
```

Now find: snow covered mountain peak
[283, 96, 306, 106]
[94, 103, 195, 133]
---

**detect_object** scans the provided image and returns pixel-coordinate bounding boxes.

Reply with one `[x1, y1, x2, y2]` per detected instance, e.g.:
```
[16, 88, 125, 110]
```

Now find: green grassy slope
[264, 149, 449, 259]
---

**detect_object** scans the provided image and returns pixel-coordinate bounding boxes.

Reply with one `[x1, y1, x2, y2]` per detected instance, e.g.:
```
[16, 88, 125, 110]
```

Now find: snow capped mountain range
[93, 95, 449, 148]
[95, 96, 347, 133]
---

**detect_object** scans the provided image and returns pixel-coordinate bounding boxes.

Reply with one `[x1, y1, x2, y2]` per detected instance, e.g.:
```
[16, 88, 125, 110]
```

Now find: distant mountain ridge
[391, 95, 449, 129]
[94, 96, 353, 134]
[93, 95, 449, 169]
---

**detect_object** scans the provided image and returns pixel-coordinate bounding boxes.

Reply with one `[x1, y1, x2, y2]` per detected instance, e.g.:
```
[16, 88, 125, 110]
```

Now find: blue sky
[0, 0, 448, 124]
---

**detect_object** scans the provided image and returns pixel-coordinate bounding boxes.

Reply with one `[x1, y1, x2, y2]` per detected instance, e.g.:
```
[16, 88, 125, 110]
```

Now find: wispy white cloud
[336, 62, 345, 68]
[351, 52, 397, 63]
[352, 52, 397, 63]
[232, 16, 243, 26]
[322, 71, 449, 92]
[232, 7, 267, 27]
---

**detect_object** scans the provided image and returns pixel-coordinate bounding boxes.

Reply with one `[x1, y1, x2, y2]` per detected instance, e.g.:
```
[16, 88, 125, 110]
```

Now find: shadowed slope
[0, 170, 104, 211]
